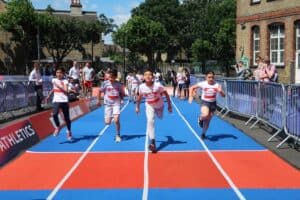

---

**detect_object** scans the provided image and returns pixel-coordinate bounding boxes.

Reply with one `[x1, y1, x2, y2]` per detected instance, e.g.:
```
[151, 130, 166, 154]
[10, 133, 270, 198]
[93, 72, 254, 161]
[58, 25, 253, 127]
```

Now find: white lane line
[172, 100, 247, 200]
[27, 149, 267, 154]
[142, 129, 149, 200]
[46, 101, 129, 200]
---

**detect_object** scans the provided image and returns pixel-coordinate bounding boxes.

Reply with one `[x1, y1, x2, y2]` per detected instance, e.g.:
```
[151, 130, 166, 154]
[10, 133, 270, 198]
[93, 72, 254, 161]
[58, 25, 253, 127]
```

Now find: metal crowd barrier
[194, 75, 300, 149]
[215, 79, 227, 115]
[278, 85, 300, 148]
[0, 78, 53, 119]
[222, 80, 258, 122]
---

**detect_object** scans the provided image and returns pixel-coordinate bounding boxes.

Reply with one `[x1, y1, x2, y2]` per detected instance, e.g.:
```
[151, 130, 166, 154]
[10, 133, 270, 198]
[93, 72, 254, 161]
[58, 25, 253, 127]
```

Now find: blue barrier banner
[3, 82, 16, 112]
[27, 82, 37, 107]
[0, 84, 5, 113]
[226, 80, 258, 116]
[286, 86, 300, 137]
[259, 82, 284, 129]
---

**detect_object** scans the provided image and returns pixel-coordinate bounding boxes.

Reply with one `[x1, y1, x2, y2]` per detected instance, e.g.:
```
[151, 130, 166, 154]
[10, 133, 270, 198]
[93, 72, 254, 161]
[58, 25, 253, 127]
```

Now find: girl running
[46, 67, 73, 141]
[188, 71, 225, 139]
[135, 68, 172, 153]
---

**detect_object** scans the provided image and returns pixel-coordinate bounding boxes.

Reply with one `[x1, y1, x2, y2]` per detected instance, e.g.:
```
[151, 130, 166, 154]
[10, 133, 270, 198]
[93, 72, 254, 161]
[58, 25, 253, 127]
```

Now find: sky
[31, 0, 145, 44]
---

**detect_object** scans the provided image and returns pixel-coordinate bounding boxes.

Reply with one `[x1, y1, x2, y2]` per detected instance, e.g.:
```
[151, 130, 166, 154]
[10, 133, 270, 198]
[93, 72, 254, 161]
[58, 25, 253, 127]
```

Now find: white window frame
[251, 0, 261, 3]
[296, 23, 300, 69]
[270, 24, 285, 66]
[253, 27, 260, 65]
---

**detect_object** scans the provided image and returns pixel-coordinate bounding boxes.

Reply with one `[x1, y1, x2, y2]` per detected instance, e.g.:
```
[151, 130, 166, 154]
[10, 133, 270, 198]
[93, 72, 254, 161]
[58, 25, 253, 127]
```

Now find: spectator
[235, 61, 253, 80]
[68, 61, 80, 84]
[28, 62, 43, 111]
[264, 57, 278, 82]
[176, 67, 185, 98]
[170, 70, 177, 97]
[82, 62, 95, 98]
[254, 56, 269, 82]
[183, 68, 190, 99]
[68, 77, 80, 102]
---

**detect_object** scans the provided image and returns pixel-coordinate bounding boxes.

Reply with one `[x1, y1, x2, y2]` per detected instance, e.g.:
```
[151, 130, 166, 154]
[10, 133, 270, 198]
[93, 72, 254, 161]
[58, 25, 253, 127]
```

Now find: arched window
[269, 23, 285, 65]
[252, 26, 260, 65]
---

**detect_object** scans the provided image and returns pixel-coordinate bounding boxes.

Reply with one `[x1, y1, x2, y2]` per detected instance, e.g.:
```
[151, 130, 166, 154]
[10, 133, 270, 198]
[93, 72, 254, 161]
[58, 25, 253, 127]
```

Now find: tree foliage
[0, 0, 38, 67]
[113, 16, 168, 68]
[132, 0, 181, 62]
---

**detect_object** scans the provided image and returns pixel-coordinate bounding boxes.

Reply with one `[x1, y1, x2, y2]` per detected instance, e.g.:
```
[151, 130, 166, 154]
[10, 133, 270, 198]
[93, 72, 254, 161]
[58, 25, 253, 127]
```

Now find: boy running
[188, 71, 225, 139]
[46, 67, 73, 141]
[135, 68, 172, 153]
[98, 69, 125, 142]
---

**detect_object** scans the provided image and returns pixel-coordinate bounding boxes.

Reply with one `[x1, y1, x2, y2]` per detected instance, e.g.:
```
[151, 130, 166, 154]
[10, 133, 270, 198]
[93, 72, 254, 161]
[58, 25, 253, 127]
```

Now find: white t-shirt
[197, 81, 220, 102]
[69, 66, 80, 80]
[130, 76, 140, 89]
[100, 80, 123, 106]
[83, 67, 95, 81]
[29, 69, 43, 86]
[52, 78, 69, 103]
[139, 82, 165, 108]
[176, 72, 185, 84]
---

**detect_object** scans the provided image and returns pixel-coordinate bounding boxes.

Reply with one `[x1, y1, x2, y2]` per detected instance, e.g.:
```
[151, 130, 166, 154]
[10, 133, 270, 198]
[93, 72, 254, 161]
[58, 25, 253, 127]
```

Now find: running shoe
[149, 143, 157, 153]
[67, 131, 73, 141]
[201, 132, 206, 140]
[198, 119, 204, 128]
[115, 134, 122, 143]
[53, 127, 61, 136]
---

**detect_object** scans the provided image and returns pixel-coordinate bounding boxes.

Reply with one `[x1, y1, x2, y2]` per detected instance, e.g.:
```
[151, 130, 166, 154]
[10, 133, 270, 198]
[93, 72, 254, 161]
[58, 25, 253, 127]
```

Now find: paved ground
[221, 111, 300, 170]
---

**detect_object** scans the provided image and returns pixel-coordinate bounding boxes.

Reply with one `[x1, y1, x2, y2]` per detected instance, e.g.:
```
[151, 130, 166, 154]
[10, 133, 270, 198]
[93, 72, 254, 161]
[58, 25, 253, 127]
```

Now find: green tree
[191, 39, 213, 73]
[215, 18, 236, 75]
[113, 16, 168, 69]
[0, 0, 38, 72]
[38, 13, 86, 64]
[181, 0, 236, 74]
[132, 0, 181, 62]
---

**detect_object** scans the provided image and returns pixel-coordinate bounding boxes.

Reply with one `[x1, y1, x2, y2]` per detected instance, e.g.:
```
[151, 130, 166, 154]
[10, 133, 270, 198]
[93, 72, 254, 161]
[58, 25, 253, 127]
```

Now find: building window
[269, 24, 284, 65]
[253, 27, 260, 65]
[251, 0, 261, 5]
[296, 23, 300, 69]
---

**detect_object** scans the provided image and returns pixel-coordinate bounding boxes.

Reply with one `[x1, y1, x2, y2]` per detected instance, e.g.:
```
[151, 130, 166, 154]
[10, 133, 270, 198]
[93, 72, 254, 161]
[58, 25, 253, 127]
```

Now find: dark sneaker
[149, 143, 157, 153]
[201, 133, 206, 140]
[198, 119, 204, 128]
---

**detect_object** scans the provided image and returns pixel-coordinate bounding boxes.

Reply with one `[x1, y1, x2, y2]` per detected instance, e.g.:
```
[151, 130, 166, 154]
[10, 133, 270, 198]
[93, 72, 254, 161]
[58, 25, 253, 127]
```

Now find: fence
[210, 78, 300, 148]
[0, 76, 53, 120]
[1, 76, 300, 148]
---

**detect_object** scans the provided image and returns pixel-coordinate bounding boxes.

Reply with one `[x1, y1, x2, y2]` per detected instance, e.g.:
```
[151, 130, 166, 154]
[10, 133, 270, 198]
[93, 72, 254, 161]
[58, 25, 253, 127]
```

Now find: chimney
[70, 0, 82, 16]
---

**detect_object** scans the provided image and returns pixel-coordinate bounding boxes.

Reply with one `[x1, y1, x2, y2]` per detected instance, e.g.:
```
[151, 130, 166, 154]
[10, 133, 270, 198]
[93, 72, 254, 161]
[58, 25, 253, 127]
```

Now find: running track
[0, 98, 299, 200]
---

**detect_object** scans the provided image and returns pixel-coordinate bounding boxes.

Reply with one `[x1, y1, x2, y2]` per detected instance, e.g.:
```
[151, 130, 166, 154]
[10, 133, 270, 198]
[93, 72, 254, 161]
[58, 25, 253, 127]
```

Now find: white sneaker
[67, 131, 73, 141]
[115, 135, 121, 143]
[53, 127, 61, 136]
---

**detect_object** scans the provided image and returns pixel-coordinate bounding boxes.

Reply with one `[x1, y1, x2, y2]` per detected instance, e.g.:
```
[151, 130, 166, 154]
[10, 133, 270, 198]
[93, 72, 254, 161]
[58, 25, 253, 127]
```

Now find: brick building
[236, 0, 300, 83]
[37, 0, 104, 63]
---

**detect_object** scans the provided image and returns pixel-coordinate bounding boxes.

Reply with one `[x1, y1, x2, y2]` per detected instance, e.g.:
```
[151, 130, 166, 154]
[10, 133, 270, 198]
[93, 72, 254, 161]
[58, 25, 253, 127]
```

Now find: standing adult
[254, 56, 269, 82]
[82, 62, 95, 98]
[68, 61, 80, 84]
[170, 70, 177, 97]
[183, 68, 190, 99]
[29, 62, 43, 111]
[264, 57, 278, 82]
